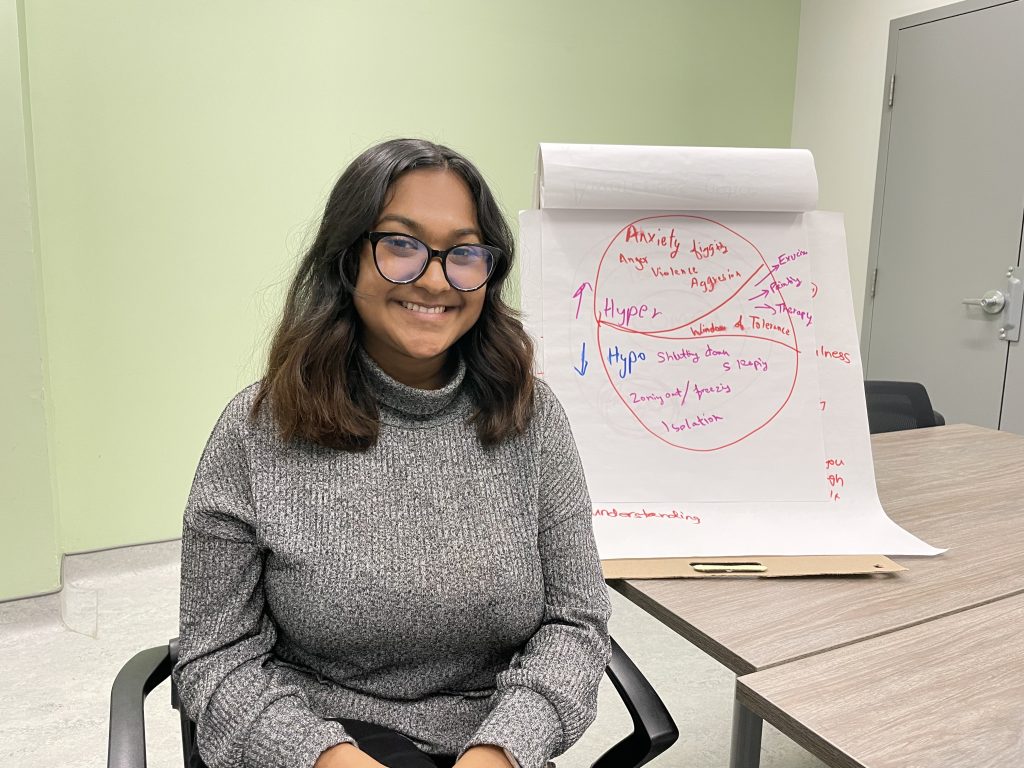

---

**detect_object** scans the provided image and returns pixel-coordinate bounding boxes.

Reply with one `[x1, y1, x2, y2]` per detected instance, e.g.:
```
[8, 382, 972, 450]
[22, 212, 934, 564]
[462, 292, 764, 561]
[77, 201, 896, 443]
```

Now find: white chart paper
[537, 143, 819, 212]
[522, 144, 941, 557]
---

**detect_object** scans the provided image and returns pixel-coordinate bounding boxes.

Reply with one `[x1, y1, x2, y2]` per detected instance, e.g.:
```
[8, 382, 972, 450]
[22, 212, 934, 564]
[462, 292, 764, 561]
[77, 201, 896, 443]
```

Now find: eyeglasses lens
[375, 235, 494, 291]
[445, 245, 493, 291]
[375, 235, 429, 283]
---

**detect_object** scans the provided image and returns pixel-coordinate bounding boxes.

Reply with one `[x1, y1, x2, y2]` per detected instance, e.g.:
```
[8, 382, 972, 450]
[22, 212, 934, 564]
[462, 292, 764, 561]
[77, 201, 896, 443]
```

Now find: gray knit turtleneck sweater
[173, 354, 612, 768]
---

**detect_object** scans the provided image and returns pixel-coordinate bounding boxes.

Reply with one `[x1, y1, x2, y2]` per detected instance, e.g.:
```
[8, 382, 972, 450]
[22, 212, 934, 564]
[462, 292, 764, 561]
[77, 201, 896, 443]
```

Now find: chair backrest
[864, 380, 943, 434]
[168, 639, 202, 768]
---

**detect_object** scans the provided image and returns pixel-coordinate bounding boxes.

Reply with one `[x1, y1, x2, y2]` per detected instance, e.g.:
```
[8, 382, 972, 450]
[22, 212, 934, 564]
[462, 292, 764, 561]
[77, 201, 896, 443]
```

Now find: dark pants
[337, 719, 457, 768]
[188, 719, 457, 768]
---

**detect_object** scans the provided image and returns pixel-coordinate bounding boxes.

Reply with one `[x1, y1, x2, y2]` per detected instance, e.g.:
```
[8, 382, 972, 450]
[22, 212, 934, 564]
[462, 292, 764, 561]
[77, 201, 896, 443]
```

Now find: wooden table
[610, 424, 1024, 767]
[736, 593, 1024, 767]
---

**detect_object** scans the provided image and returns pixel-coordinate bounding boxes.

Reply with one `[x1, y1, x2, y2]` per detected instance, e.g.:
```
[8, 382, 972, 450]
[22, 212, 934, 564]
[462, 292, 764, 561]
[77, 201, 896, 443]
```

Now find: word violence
[651, 264, 699, 279]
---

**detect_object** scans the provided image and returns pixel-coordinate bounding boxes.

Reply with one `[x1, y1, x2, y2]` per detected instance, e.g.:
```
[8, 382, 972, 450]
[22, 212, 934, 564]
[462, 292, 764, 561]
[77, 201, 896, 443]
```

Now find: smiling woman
[354, 169, 490, 389]
[172, 139, 611, 768]
[251, 139, 534, 451]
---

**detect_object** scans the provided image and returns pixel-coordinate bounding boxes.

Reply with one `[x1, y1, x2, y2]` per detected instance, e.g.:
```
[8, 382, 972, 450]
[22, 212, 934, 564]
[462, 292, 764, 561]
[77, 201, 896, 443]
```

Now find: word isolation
[660, 413, 724, 433]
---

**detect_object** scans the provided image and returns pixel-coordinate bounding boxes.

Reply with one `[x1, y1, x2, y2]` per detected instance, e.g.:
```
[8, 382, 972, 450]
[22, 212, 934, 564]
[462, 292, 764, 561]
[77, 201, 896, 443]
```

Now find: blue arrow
[573, 342, 589, 376]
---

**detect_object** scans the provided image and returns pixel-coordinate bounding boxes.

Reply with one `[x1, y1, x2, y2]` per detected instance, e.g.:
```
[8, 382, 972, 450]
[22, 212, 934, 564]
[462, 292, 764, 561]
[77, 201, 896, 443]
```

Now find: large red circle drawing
[592, 214, 800, 452]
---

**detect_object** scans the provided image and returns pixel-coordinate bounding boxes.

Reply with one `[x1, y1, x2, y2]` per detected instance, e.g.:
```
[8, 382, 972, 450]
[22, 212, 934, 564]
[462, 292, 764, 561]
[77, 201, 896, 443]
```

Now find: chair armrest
[108, 638, 677, 768]
[107, 645, 174, 768]
[590, 637, 679, 768]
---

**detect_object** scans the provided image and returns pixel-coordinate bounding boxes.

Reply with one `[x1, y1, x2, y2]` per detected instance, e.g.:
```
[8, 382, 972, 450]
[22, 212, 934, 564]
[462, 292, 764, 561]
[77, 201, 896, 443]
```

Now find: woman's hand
[314, 742, 388, 768]
[453, 744, 514, 767]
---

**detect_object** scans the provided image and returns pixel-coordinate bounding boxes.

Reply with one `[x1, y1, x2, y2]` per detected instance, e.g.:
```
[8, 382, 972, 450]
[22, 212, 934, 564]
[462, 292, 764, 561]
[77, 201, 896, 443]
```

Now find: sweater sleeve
[463, 383, 612, 768]
[172, 393, 354, 768]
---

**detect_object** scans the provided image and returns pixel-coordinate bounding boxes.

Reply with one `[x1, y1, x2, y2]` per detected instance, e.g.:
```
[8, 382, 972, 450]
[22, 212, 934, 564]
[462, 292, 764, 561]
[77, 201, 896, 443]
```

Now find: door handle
[962, 290, 1006, 313]
[999, 266, 1023, 342]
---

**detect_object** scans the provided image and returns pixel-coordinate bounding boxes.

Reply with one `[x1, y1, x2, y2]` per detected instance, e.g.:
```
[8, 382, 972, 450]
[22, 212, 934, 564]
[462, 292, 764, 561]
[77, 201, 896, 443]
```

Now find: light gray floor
[0, 542, 825, 768]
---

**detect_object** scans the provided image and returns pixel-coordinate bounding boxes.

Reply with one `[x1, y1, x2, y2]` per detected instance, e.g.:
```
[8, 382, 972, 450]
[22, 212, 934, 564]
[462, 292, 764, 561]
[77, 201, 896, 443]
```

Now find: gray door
[862, 0, 1024, 431]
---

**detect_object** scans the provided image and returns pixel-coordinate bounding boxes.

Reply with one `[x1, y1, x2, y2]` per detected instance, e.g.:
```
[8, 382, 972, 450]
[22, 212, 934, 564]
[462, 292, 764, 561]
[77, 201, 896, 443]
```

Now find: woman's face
[353, 168, 487, 388]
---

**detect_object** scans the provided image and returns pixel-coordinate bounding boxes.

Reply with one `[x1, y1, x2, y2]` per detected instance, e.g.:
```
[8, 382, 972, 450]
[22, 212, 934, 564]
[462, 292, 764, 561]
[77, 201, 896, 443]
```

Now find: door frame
[860, 0, 1020, 362]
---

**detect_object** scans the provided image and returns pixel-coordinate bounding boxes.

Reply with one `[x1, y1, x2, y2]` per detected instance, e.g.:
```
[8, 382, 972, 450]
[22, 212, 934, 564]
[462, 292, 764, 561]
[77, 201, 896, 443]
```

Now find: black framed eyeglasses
[363, 232, 500, 292]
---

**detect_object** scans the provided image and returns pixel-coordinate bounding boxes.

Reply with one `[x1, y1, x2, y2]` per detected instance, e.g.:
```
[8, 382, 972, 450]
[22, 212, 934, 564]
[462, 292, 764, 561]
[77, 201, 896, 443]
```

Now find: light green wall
[7, 0, 801, 596]
[1, 0, 59, 599]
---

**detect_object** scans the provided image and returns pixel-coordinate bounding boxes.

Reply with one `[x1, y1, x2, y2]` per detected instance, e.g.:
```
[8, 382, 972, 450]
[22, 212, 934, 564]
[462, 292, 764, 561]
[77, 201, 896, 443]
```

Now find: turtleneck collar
[359, 348, 466, 421]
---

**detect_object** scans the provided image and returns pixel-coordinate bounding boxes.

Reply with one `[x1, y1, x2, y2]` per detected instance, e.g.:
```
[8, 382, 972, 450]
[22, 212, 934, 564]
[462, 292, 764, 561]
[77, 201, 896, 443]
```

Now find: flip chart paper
[538, 143, 819, 212]
[522, 144, 941, 557]
[540, 209, 826, 502]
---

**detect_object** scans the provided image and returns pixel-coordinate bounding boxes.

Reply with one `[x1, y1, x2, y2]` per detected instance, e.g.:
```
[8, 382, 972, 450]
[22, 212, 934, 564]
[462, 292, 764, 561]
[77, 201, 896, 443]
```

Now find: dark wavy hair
[252, 139, 535, 451]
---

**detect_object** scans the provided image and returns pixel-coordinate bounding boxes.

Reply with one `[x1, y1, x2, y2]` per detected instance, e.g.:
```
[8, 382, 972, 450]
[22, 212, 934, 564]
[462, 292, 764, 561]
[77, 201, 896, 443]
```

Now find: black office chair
[108, 636, 678, 768]
[864, 380, 945, 434]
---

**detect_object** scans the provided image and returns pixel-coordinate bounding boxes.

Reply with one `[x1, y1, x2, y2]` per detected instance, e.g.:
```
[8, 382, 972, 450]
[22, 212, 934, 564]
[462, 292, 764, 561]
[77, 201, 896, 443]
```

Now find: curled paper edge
[536, 143, 819, 213]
